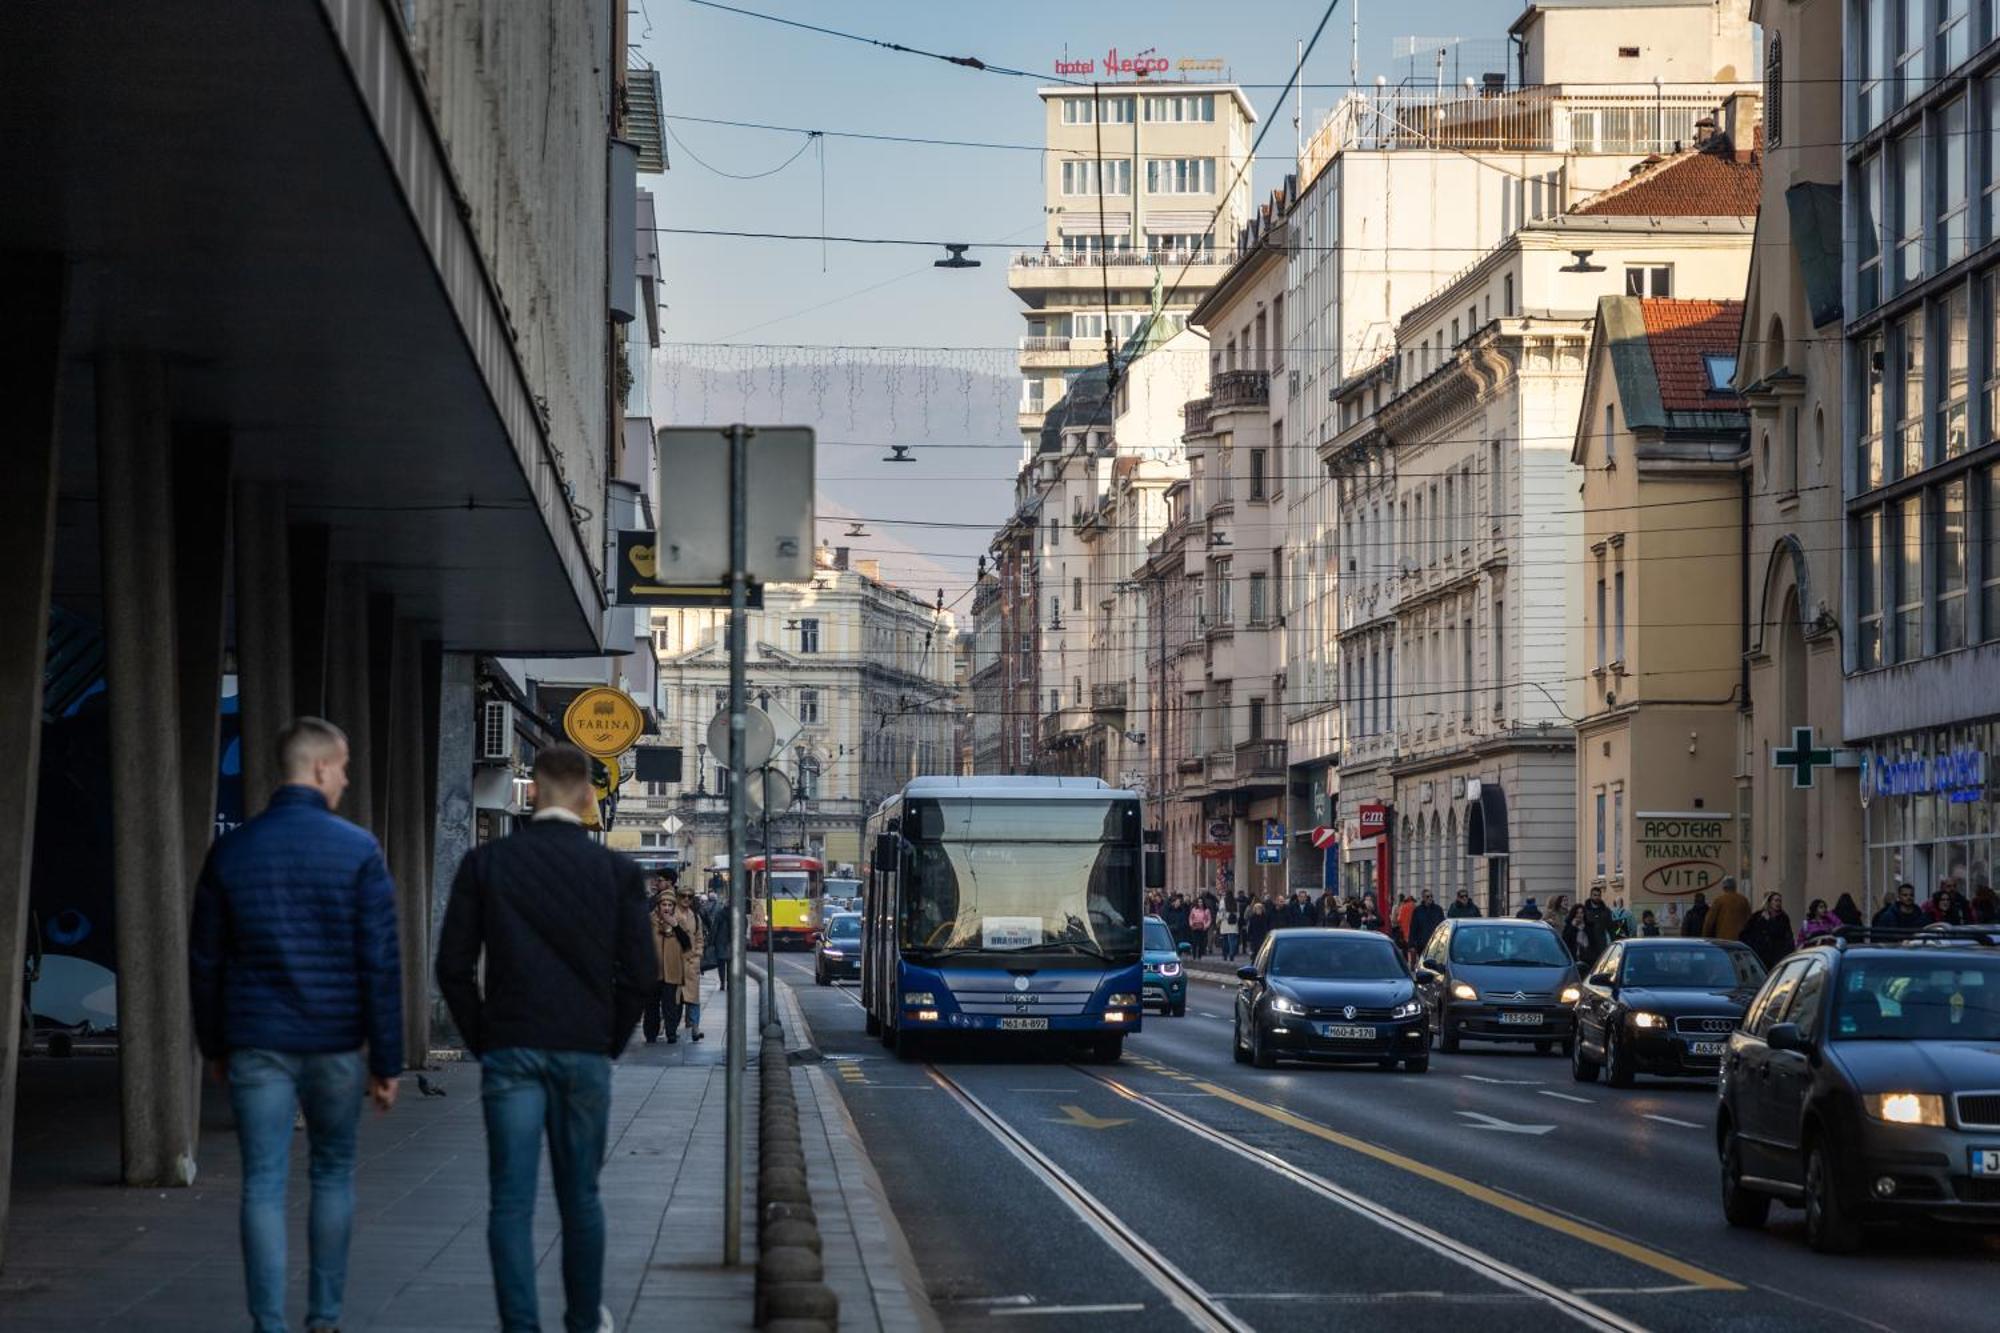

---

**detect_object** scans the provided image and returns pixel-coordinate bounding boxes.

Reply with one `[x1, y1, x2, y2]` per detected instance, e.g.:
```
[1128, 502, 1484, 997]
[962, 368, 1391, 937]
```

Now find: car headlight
[1107, 993, 1138, 1007]
[1630, 1011, 1667, 1030]
[1391, 999, 1423, 1019]
[1269, 994, 1308, 1015]
[821, 948, 844, 957]
[1863, 1092, 1945, 1126]
[1559, 986, 1581, 1005]
[1159, 962, 1182, 977]
[901, 991, 935, 1006]
[1451, 981, 1479, 1001]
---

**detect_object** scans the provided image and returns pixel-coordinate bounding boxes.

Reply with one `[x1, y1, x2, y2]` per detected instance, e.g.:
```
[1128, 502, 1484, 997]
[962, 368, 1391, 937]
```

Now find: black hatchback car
[1572, 938, 1766, 1085]
[1413, 918, 1581, 1054]
[1233, 929, 1430, 1072]
[813, 911, 861, 985]
[1716, 930, 2000, 1251]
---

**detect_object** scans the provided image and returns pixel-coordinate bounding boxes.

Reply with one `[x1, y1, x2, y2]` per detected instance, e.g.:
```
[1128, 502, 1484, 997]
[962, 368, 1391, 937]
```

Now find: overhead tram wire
[686, 0, 1068, 82]
[664, 122, 820, 179]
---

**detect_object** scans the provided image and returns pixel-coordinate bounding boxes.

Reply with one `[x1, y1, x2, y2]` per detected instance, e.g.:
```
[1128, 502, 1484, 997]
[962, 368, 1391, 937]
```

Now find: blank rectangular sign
[655, 426, 815, 584]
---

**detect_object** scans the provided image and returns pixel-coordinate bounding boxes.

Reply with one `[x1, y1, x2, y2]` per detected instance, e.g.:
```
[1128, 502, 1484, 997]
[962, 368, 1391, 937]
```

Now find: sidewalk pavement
[2, 972, 759, 1331]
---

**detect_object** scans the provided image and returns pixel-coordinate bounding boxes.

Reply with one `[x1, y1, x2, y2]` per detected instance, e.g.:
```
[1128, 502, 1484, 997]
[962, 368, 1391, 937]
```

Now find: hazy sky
[635, 0, 1520, 603]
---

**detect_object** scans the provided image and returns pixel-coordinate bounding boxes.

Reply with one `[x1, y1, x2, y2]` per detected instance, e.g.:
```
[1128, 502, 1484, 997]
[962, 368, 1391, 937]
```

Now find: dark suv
[1716, 929, 2000, 1251]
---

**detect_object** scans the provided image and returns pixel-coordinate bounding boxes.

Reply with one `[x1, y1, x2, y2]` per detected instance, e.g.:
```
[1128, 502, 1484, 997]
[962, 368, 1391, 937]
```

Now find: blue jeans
[228, 1048, 365, 1333]
[682, 1001, 701, 1033]
[481, 1048, 612, 1333]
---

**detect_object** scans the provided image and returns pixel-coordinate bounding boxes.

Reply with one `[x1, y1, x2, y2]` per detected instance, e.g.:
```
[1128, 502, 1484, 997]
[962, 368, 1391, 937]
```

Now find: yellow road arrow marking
[1049, 1104, 1131, 1130]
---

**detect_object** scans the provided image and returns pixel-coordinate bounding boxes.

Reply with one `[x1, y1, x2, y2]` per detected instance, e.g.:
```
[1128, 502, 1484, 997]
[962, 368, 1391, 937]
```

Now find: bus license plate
[1972, 1148, 2000, 1176]
[999, 1017, 1048, 1031]
[1316, 1023, 1375, 1040]
[1498, 1011, 1543, 1025]
[1687, 1040, 1727, 1057]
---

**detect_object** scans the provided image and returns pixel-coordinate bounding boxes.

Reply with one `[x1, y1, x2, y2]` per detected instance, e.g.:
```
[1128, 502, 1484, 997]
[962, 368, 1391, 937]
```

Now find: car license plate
[1315, 1023, 1376, 1040]
[998, 1017, 1048, 1031]
[1687, 1040, 1726, 1057]
[1972, 1148, 2000, 1176]
[1498, 1011, 1543, 1026]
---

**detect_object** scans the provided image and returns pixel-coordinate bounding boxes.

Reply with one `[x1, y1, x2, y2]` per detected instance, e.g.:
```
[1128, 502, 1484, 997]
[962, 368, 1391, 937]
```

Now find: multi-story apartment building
[1343, 127, 1758, 915]
[1283, 0, 1756, 876]
[1843, 0, 2000, 909]
[968, 567, 1005, 775]
[639, 549, 955, 872]
[1143, 476, 1207, 894]
[1733, 0, 1856, 918]
[1010, 81, 1256, 457]
[1572, 296, 1749, 926]
[1178, 198, 1292, 898]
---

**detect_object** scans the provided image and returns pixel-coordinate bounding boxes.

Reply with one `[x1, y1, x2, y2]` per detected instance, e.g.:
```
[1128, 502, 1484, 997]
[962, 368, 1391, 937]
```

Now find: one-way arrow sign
[1456, 1109, 1555, 1136]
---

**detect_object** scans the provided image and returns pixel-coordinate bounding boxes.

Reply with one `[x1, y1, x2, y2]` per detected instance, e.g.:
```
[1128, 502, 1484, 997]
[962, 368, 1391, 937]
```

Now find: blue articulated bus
[860, 776, 1155, 1064]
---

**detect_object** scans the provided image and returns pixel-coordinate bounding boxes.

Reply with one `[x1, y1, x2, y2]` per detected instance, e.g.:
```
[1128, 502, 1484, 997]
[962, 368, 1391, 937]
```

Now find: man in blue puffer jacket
[190, 716, 403, 1333]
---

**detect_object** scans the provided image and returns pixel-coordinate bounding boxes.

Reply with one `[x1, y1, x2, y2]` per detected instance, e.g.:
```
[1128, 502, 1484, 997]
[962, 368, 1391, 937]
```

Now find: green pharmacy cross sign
[1772, 725, 1836, 789]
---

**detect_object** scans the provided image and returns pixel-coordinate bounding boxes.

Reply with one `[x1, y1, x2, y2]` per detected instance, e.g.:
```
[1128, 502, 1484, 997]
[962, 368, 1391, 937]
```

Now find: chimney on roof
[856, 558, 881, 581]
[833, 546, 850, 570]
[1692, 114, 1718, 147]
[1718, 91, 1761, 162]
[1629, 153, 1663, 177]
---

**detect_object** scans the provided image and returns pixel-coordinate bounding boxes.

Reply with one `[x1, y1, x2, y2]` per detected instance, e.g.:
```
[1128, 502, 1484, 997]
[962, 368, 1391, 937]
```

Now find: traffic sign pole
[723, 423, 749, 1267]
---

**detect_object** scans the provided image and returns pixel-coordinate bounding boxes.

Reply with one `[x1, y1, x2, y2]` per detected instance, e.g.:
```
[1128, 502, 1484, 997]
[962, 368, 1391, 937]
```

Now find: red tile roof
[1570, 131, 1761, 217]
[1639, 299, 1745, 412]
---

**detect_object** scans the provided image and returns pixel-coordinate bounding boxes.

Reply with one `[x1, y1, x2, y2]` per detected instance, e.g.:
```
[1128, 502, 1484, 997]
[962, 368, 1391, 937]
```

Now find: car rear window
[1833, 958, 2000, 1041]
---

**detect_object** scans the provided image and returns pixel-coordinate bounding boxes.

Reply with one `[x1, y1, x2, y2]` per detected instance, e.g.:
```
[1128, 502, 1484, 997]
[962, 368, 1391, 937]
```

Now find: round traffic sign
[746, 766, 794, 816]
[563, 687, 645, 758]
[707, 704, 777, 771]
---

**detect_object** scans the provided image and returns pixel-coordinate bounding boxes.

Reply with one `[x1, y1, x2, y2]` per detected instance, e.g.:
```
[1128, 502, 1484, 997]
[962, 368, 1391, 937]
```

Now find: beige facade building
[622, 550, 955, 872]
[1572, 296, 1748, 929]
[1010, 82, 1255, 456]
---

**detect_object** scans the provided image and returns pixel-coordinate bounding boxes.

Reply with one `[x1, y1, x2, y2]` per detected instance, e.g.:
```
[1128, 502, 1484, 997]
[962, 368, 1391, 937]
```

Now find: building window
[1049, 688, 1060, 714]
[1985, 77, 2000, 241]
[1896, 312, 1925, 479]
[1594, 788, 1606, 879]
[1612, 784, 1625, 877]
[1943, 285, 1970, 460]
[1491, 599, 1504, 708]
[1604, 402, 1616, 467]
[1624, 264, 1672, 297]
[1860, 331, 1886, 491]
[1613, 568, 1627, 661]
[1072, 576, 1083, 611]
[797, 755, 820, 800]
[1983, 466, 2000, 639]
[1503, 273, 1515, 317]
[1145, 158, 1216, 195]
[1764, 31, 1783, 146]
[1061, 159, 1131, 196]
[1895, 492, 1924, 660]
[1461, 616, 1473, 722]
[1595, 575, 1607, 670]
[1895, 0, 1927, 108]
[1940, 97, 1970, 266]
[1213, 557, 1232, 624]
[1939, 477, 1969, 651]
[797, 687, 819, 726]
[1857, 149, 1884, 311]
[1248, 570, 1268, 623]
[1941, 0, 1971, 72]
[1896, 129, 1924, 290]
[1143, 93, 1215, 122]
[1249, 448, 1267, 500]
[1247, 697, 1265, 741]
[797, 618, 820, 653]
[1857, 507, 1885, 668]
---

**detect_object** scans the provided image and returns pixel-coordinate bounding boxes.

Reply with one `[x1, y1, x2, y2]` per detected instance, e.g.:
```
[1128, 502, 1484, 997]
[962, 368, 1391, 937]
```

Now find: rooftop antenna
[1351, 0, 1359, 89]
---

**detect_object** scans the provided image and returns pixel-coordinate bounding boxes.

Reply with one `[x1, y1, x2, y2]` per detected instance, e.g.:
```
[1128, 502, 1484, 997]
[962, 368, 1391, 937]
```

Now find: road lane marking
[1642, 1114, 1703, 1129]
[924, 1067, 1251, 1332]
[1457, 1110, 1556, 1136]
[1048, 1104, 1132, 1130]
[1538, 1091, 1594, 1104]
[1572, 1285, 1709, 1295]
[1462, 1074, 1546, 1085]
[1160, 1072, 1740, 1292]
[1079, 1069, 1665, 1330]
[992, 1304, 1149, 1317]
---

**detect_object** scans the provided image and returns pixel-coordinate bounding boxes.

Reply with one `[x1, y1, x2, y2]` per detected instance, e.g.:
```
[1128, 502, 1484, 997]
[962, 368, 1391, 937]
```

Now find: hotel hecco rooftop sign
[1054, 48, 1224, 77]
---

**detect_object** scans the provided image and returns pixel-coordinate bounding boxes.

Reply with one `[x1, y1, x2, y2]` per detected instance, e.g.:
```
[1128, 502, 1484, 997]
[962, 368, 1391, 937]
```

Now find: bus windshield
[900, 798, 1141, 960]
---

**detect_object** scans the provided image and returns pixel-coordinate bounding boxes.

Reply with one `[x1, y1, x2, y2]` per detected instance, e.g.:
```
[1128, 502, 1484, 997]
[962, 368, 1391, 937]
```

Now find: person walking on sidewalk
[1217, 901, 1240, 962]
[436, 743, 657, 1333]
[655, 883, 707, 1042]
[1186, 900, 1212, 961]
[189, 717, 403, 1333]
[641, 871, 675, 1044]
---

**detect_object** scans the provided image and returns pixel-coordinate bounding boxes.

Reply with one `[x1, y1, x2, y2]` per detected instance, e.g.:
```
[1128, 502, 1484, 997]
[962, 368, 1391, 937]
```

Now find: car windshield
[1622, 945, 1764, 989]
[823, 915, 860, 941]
[1143, 919, 1176, 954]
[1450, 926, 1568, 967]
[1832, 957, 2000, 1041]
[899, 797, 1142, 960]
[1268, 936, 1402, 979]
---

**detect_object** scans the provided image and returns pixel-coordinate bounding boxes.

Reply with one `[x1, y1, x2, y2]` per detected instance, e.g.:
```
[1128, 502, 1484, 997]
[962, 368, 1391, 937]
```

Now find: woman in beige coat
[655, 887, 707, 1042]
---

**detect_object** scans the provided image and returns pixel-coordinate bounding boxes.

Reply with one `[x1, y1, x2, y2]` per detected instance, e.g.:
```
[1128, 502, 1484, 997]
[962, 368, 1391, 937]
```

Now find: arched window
[798, 754, 821, 800]
[1764, 32, 1782, 147]
[1766, 315, 1786, 378]
[1446, 810, 1460, 899]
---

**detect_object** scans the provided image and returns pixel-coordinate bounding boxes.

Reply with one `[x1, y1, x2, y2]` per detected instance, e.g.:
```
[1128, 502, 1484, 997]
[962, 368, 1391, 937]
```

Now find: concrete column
[289, 524, 330, 718]
[366, 593, 395, 842]
[386, 619, 430, 1065]
[233, 483, 292, 817]
[172, 430, 231, 884]
[97, 351, 198, 1188]
[0, 255, 66, 1269]
[323, 568, 374, 828]
[428, 651, 476, 1048]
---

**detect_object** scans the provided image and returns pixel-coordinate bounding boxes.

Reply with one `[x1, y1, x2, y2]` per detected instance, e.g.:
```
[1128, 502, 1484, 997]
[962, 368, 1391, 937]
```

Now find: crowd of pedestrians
[192, 721, 690, 1333]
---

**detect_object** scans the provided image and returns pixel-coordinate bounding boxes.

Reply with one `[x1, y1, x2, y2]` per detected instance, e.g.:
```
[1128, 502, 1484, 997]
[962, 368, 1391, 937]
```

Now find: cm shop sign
[1634, 811, 1734, 897]
[563, 687, 644, 758]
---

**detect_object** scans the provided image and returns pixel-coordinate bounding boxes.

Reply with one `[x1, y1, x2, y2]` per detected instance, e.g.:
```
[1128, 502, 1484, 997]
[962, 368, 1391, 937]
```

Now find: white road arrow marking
[1642, 1113, 1703, 1129]
[1456, 1110, 1556, 1136]
[1537, 1090, 1593, 1104]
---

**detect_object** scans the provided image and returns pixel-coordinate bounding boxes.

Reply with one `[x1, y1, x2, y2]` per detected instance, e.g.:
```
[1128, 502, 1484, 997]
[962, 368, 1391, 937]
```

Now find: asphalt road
[776, 954, 1998, 1331]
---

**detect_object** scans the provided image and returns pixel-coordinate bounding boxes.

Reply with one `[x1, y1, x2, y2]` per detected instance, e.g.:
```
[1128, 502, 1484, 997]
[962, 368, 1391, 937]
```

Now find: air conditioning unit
[480, 700, 516, 763]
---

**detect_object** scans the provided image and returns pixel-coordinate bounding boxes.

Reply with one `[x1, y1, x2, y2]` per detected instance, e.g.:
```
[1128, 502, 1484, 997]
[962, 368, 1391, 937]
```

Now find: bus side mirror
[873, 833, 898, 874]
[1143, 848, 1166, 890]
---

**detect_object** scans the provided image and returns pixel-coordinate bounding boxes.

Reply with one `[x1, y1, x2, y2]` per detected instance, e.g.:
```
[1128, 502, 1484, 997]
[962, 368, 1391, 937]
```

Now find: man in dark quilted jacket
[190, 716, 403, 1333]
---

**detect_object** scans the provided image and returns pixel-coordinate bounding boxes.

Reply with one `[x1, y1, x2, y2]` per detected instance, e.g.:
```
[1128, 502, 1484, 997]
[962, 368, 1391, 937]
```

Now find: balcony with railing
[1184, 396, 1213, 438]
[1233, 738, 1287, 783]
[1090, 681, 1128, 716]
[1210, 368, 1270, 412]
